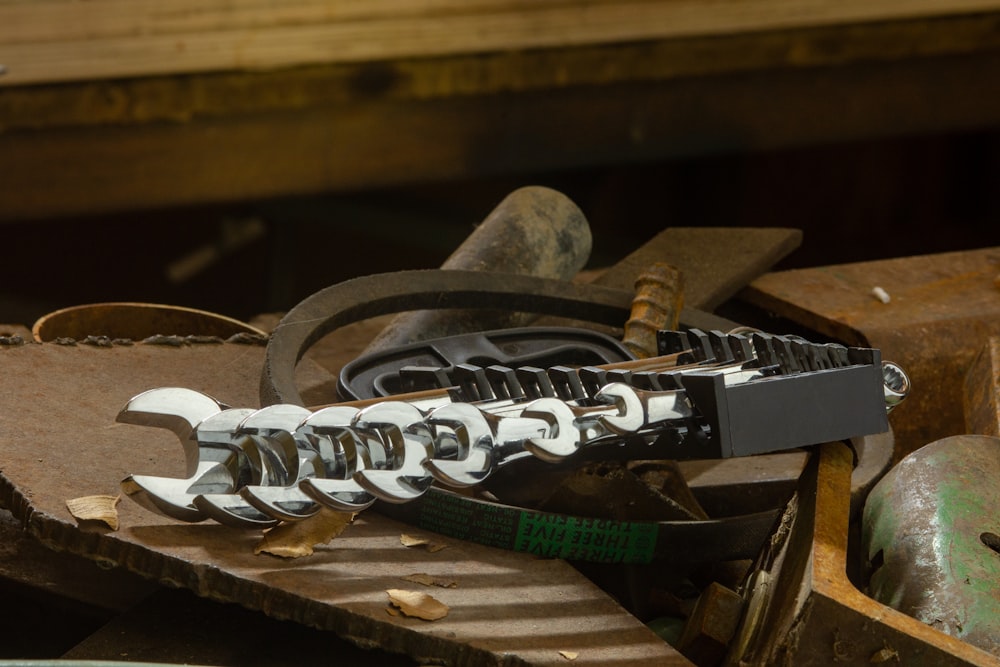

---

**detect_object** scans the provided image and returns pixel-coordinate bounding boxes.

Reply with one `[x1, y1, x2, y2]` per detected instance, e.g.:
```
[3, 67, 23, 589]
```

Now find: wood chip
[400, 533, 448, 552]
[66, 494, 120, 530]
[254, 508, 355, 558]
[559, 650, 579, 660]
[386, 589, 449, 621]
[401, 572, 458, 589]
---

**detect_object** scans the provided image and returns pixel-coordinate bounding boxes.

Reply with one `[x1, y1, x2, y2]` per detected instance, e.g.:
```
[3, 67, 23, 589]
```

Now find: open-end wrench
[192, 408, 281, 528]
[117, 387, 231, 522]
[425, 401, 558, 487]
[296, 405, 387, 512]
[235, 404, 322, 522]
[117, 387, 227, 476]
[351, 402, 436, 503]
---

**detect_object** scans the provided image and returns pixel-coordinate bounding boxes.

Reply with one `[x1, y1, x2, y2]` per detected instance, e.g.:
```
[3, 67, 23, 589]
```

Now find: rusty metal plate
[0, 342, 686, 667]
[730, 442, 1000, 666]
[863, 435, 1000, 656]
[965, 336, 1000, 436]
[741, 247, 1000, 458]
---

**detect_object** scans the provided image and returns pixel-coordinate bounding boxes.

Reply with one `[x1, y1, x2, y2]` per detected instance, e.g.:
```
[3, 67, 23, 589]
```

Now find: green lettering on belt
[514, 512, 658, 564]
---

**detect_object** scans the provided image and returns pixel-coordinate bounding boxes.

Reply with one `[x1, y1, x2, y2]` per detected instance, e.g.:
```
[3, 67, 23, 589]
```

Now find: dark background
[3, 127, 997, 329]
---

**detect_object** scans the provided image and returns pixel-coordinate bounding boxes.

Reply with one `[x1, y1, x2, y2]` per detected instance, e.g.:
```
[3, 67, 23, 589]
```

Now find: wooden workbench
[2, 0, 1000, 222]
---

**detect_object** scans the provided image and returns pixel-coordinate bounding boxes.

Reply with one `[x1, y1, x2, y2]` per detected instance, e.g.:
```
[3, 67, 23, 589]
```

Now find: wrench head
[238, 485, 321, 522]
[120, 454, 243, 522]
[239, 404, 312, 434]
[299, 477, 376, 512]
[353, 469, 435, 503]
[194, 409, 264, 487]
[592, 382, 644, 434]
[117, 387, 226, 477]
[194, 493, 280, 529]
[520, 398, 580, 463]
[425, 402, 496, 487]
[351, 401, 435, 502]
[299, 405, 366, 479]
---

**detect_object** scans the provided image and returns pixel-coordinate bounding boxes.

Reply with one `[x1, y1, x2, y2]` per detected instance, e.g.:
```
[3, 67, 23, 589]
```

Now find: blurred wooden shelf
[2, 0, 1000, 221]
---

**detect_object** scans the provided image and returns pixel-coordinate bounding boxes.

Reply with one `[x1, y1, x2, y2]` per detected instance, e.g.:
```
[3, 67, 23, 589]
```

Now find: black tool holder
[384, 328, 891, 461]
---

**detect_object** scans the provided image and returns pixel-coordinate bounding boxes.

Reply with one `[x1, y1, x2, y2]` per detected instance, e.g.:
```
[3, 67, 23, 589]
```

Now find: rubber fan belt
[261, 269, 637, 407]
[377, 487, 781, 565]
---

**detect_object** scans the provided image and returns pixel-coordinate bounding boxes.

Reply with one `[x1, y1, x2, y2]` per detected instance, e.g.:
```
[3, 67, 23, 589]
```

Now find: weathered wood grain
[3, 0, 998, 86]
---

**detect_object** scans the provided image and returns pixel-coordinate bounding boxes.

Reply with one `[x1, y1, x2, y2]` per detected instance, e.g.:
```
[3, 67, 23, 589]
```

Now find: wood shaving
[66, 494, 120, 530]
[254, 508, 355, 558]
[402, 572, 458, 589]
[559, 650, 579, 660]
[386, 589, 449, 621]
[400, 533, 448, 552]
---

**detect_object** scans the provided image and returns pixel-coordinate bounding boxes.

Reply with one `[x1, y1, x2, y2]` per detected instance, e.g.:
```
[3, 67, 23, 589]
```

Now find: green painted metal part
[862, 435, 1000, 657]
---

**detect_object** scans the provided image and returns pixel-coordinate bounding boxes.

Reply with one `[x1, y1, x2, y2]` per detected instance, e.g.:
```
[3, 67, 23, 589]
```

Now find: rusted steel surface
[593, 227, 802, 312]
[0, 342, 687, 667]
[965, 337, 1000, 436]
[863, 435, 1000, 656]
[741, 247, 1000, 458]
[730, 442, 1000, 666]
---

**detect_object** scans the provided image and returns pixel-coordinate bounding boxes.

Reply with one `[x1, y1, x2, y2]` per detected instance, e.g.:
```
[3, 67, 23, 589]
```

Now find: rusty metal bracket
[729, 440, 1000, 666]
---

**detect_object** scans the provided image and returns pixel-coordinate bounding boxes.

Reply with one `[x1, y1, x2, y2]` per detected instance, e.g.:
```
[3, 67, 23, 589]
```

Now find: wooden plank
[588, 227, 802, 312]
[5, 12, 1000, 133]
[5, 47, 1000, 223]
[2, 0, 1000, 85]
[0, 342, 687, 666]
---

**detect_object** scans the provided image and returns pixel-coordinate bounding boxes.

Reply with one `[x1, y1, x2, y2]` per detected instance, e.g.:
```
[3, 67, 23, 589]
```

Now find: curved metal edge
[261, 270, 636, 407]
[849, 428, 896, 520]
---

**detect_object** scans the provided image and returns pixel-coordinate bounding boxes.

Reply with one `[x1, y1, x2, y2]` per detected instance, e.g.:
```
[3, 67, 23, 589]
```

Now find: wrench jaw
[117, 387, 238, 522]
[193, 409, 261, 489]
[187, 408, 287, 528]
[116, 387, 227, 478]
[521, 398, 581, 463]
[121, 468, 215, 523]
[298, 406, 363, 479]
[299, 477, 378, 512]
[235, 405, 323, 521]
[238, 485, 322, 522]
[425, 402, 497, 488]
[297, 406, 383, 512]
[193, 493, 281, 529]
[591, 383, 645, 435]
[351, 402, 436, 503]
